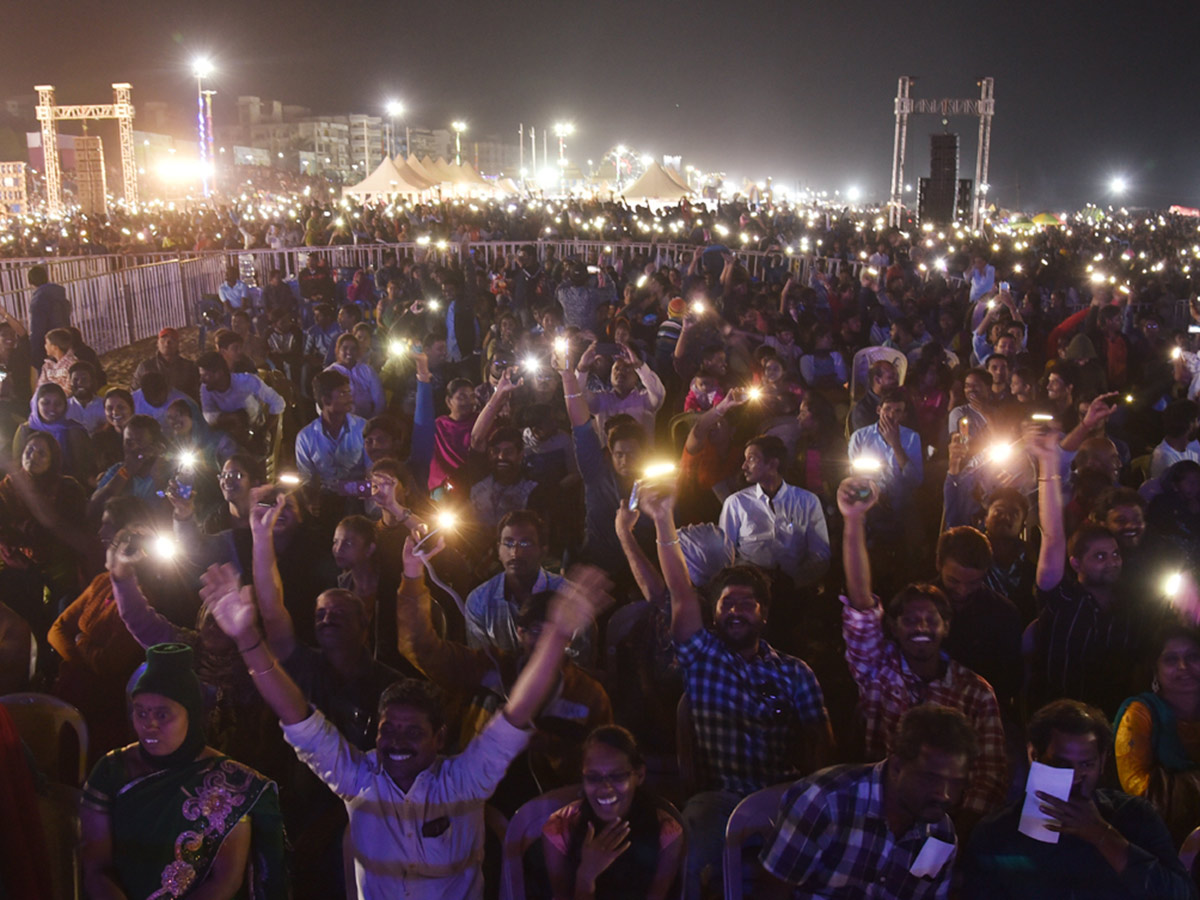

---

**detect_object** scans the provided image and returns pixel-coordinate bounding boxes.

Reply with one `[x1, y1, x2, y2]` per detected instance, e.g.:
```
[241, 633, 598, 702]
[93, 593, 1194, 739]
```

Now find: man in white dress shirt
[719, 434, 830, 589]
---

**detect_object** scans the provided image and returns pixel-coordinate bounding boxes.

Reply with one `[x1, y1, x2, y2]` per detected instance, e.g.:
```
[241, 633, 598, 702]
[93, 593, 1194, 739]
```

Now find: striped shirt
[282, 707, 530, 900]
[760, 761, 956, 899]
[842, 602, 1007, 817]
[674, 628, 828, 796]
[1031, 581, 1160, 716]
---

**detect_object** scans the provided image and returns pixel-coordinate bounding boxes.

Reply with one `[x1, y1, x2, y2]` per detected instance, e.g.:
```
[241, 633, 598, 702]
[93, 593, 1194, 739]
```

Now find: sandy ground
[98, 326, 204, 388]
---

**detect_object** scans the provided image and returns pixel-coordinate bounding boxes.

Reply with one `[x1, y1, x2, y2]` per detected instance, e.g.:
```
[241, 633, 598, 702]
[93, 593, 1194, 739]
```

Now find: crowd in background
[3, 196, 1200, 898]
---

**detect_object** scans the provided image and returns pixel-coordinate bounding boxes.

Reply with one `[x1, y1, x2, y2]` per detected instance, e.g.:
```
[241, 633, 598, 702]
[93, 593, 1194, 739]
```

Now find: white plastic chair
[723, 783, 791, 900]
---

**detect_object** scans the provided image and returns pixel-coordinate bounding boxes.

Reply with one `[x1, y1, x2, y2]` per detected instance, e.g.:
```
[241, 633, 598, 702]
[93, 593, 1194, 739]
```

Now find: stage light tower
[192, 57, 214, 196]
[451, 121, 467, 165]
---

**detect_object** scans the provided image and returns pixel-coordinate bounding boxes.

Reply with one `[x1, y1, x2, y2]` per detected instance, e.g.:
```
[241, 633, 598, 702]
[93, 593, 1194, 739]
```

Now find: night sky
[4, 0, 1197, 210]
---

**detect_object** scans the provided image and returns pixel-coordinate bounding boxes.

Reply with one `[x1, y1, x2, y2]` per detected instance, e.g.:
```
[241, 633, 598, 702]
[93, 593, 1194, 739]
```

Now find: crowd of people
[3, 210, 1200, 899]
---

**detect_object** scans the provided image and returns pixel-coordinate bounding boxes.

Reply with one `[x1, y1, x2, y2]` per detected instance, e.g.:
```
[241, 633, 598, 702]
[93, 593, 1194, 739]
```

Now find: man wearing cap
[132, 327, 200, 402]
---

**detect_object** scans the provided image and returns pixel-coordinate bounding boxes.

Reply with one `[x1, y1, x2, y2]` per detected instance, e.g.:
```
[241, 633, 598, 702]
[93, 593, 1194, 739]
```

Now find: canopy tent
[620, 162, 694, 204]
[404, 155, 442, 186]
[342, 157, 430, 198]
[494, 177, 522, 195]
[391, 157, 437, 190]
[428, 157, 459, 181]
[663, 166, 691, 191]
[1032, 212, 1062, 226]
[452, 162, 491, 187]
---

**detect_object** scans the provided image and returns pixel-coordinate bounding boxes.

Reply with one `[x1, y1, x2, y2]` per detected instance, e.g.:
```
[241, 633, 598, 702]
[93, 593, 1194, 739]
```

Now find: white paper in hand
[909, 835, 955, 877]
[1018, 761, 1075, 843]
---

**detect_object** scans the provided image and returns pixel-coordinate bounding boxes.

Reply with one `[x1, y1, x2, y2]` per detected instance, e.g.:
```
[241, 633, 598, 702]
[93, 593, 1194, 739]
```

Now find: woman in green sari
[80, 643, 286, 899]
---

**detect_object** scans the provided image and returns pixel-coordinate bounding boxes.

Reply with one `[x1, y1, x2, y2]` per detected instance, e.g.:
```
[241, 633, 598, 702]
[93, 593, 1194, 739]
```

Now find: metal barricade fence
[0, 241, 974, 355]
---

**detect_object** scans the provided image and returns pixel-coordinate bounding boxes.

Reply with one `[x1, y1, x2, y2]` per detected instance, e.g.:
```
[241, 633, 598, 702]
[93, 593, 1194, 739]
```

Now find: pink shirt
[429, 415, 475, 490]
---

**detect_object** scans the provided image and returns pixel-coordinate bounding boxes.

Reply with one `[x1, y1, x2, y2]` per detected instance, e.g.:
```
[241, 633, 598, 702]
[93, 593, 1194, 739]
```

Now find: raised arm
[248, 496, 295, 661]
[685, 387, 748, 454]
[470, 370, 520, 452]
[615, 504, 667, 604]
[1060, 393, 1119, 453]
[837, 478, 878, 610]
[503, 565, 611, 729]
[560, 359, 590, 429]
[1029, 424, 1066, 591]
[630, 346, 666, 411]
[108, 531, 187, 648]
[637, 484, 702, 643]
[202, 562, 309, 726]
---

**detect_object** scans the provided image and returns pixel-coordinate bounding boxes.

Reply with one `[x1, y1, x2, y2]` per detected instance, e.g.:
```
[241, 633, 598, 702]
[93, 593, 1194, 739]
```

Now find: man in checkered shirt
[759, 705, 977, 899]
[838, 477, 1008, 830]
[633, 484, 833, 898]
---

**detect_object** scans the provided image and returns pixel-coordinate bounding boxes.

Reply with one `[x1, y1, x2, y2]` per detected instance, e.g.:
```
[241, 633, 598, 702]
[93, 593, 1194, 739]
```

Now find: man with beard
[980, 487, 1037, 622]
[1026, 426, 1164, 716]
[466, 427, 549, 532]
[760, 706, 978, 900]
[462, 510, 592, 662]
[639, 483, 831, 899]
[850, 358, 900, 433]
[964, 700, 1193, 900]
[132, 327, 200, 402]
[203, 543, 612, 900]
[839, 478, 1007, 833]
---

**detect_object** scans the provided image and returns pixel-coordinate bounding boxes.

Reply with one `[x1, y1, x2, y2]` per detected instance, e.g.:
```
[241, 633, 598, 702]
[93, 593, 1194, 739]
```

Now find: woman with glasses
[543, 725, 684, 900]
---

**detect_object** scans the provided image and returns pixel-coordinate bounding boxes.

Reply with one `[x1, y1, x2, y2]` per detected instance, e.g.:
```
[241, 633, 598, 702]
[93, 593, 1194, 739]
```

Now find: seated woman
[14, 383, 95, 484]
[0, 430, 89, 638]
[93, 387, 136, 473]
[1115, 625, 1200, 846]
[543, 725, 684, 900]
[80, 642, 285, 899]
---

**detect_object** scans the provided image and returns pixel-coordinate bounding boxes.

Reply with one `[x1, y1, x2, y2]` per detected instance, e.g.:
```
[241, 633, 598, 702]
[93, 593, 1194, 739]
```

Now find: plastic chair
[604, 601, 652, 683]
[669, 411, 700, 456]
[1180, 825, 1200, 873]
[849, 346, 907, 400]
[40, 783, 82, 900]
[500, 784, 582, 900]
[723, 783, 791, 900]
[0, 692, 88, 787]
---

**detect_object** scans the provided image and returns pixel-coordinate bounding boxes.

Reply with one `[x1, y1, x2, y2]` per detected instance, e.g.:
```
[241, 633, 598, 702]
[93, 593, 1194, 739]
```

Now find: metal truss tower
[888, 76, 994, 229]
[34, 82, 138, 215]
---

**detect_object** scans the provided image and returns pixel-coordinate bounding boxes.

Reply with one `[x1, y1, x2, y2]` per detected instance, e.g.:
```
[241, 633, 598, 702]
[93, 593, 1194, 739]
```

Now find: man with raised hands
[201, 541, 612, 900]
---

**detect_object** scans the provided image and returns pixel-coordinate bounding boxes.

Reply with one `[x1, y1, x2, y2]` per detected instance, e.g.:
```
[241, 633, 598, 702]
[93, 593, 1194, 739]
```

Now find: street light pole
[192, 58, 213, 197]
[451, 121, 466, 166]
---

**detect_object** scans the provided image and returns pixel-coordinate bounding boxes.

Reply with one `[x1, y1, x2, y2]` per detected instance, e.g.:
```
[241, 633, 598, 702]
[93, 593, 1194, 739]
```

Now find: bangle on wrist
[564, 392, 582, 399]
[656, 537, 680, 546]
[248, 659, 276, 677]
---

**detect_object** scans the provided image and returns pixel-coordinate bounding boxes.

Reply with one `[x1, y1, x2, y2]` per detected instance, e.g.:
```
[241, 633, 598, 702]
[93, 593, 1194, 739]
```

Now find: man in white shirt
[218, 265, 249, 315]
[325, 332, 385, 419]
[197, 350, 285, 431]
[1150, 398, 1200, 479]
[65, 360, 106, 433]
[577, 341, 665, 440]
[201, 549, 611, 900]
[719, 434, 830, 588]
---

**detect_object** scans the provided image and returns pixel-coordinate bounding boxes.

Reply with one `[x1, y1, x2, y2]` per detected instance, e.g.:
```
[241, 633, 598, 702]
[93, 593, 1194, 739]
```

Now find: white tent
[391, 156, 437, 190]
[663, 166, 691, 191]
[494, 177, 522, 195]
[405, 154, 442, 186]
[342, 157, 429, 198]
[620, 162, 694, 204]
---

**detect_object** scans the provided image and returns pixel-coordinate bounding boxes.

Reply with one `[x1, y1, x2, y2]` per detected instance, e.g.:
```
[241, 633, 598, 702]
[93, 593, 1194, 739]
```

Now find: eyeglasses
[583, 771, 634, 788]
[500, 539, 536, 550]
[218, 471, 245, 482]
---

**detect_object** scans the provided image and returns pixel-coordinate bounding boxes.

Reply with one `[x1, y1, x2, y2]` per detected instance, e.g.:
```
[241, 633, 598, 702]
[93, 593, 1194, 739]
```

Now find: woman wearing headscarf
[13, 382, 95, 484]
[80, 643, 286, 898]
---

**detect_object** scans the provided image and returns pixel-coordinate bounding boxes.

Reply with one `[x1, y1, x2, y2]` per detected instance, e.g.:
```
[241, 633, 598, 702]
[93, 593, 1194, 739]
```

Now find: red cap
[158, 327, 178, 339]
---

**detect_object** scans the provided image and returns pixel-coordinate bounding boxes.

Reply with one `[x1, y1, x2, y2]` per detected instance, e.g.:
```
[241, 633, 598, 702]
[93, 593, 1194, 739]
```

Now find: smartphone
[999, 281, 1010, 293]
[341, 479, 372, 497]
[125, 533, 144, 555]
[587, 265, 600, 274]
[628, 481, 642, 511]
[849, 484, 873, 503]
[594, 342, 621, 357]
[1189, 325, 1200, 335]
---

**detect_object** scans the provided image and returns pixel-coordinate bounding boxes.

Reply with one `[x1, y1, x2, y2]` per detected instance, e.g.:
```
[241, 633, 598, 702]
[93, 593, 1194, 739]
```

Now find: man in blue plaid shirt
[634, 484, 833, 899]
[759, 705, 977, 899]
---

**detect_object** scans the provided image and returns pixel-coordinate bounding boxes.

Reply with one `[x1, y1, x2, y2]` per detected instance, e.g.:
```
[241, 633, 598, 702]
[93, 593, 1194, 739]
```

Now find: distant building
[470, 138, 521, 177]
[0, 161, 29, 213]
[406, 127, 451, 161]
